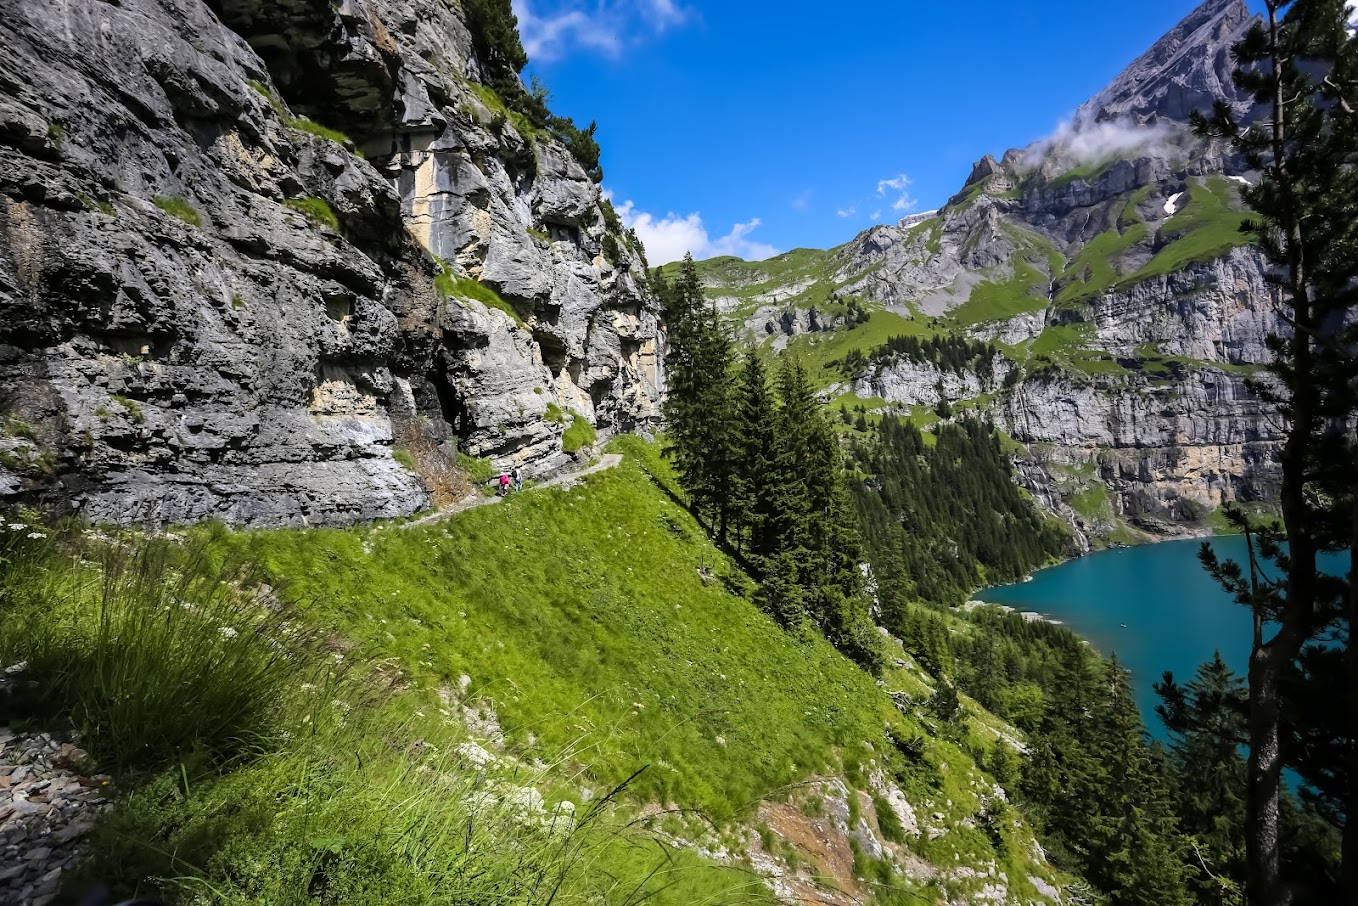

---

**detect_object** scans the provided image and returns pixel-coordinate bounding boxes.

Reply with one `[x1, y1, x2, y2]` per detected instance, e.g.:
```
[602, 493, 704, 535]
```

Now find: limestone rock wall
[0, 0, 662, 526]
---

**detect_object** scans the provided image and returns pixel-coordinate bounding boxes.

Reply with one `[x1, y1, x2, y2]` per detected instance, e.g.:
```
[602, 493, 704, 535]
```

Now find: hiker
[498, 472, 510, 496]
[511, 466, 523, 493]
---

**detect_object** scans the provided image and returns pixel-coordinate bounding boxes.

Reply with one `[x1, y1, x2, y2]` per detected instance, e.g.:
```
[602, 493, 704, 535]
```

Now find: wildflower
[300, 683, 317, 691]
[8, 523, 25, 530]
[27, 532, 46, 540]
[332, 653, 344, 663]
[218, 626, 238, 639]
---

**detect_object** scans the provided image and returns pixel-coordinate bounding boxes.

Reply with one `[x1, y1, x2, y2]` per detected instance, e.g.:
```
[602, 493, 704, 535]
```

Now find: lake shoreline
[967, 529, 1245, 626]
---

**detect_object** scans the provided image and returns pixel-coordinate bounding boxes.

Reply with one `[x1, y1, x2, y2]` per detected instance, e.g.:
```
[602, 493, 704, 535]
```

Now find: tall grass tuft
[0, 528, 317, 773]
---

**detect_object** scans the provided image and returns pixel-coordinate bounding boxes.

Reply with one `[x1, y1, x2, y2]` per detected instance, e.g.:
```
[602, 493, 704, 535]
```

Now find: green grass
[152, 195, 202, 228]
[0, 438, 1065, 901]
[204, 438, 900, 820]
[1052, 178, 1253, 307]
[781, 309, 934, 389]
[661, 247, 866, 321]
[246, 78, 288, 118]
[1026, 325, 1129, 377]
[246, 78, 355, 149]
[436, 265, 528, 328]
[545, 402, 568, 425]
[112, 394, 145, 423]
[0, 535, 308, 773]
[1054, 223, 1149, 304]
[0, 523, 769, 905]
[1202, 501, 1282, 535]
[913, 218, 944, 257]
[1, 413, 36, 440]
[1046, 158, 1113, 189]
[79, 194, 116, 216]
[285, 196, 340, 232]
[949, 263, 1049, 326]
[562, 414, 597, 454]
[392, 448, 417, 471]
[289, 116, 352, 146]
[457, 452, 496, 485]
[1128, 177, 1254, 281]
[1120, 184, 1157, 225]
[1068, 484, 1111, 522]
[948, 179, 989, 210]
[466, 81, 544, 145]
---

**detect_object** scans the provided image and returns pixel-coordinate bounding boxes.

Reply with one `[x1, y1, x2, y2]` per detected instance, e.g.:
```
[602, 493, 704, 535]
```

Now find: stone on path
[0, 729, 108, 906]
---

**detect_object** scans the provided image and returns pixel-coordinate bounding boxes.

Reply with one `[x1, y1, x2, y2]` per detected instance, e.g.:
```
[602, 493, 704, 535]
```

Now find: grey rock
[52, 821, 92, 844]
[1075, 0, 1257, 127]
[0, 0, 661, 527]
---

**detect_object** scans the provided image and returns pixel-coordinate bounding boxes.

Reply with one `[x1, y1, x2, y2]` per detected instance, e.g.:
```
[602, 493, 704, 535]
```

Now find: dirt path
[400, 454, 624, 530]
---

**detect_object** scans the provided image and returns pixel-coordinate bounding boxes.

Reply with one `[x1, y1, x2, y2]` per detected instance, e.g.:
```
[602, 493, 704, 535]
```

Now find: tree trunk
[1244, 5, 1313, 904]
[1346, 494, 1358, 905]
[1247, 632, 1301, 906]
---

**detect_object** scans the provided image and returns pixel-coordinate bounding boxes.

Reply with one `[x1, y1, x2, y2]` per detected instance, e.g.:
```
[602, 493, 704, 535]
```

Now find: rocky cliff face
[0, 0, 661, 526]
[1075, 0, 1256, 126]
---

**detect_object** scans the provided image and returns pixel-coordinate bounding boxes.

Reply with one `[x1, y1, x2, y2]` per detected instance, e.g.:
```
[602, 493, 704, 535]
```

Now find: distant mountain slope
[1076, 0, 1256, 125]
[686, 0, 1281, 547]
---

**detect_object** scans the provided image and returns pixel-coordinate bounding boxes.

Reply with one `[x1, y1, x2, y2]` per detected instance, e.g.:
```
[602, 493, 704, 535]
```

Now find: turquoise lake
[975, 536, 1349, 739]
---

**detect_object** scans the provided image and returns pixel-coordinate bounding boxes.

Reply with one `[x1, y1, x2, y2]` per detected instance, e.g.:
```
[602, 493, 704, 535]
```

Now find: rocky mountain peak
[1074, 0, 1256, 126]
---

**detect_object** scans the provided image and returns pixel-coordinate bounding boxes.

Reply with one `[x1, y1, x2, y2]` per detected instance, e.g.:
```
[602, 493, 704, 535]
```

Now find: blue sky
[515, 0, 1254, 264]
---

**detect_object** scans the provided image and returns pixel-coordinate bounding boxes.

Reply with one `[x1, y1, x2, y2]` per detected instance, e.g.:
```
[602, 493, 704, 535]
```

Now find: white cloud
[869, 210, 882, 222]
[641, 0, 687, 29]
[837, 206, 856, 218]
[1025, 117, 1178, 168]
[876, 173, 918, 214]
[1349, 2, 1357, 28]
[513, 0, 690, 61]
[612, 197, 779, 264]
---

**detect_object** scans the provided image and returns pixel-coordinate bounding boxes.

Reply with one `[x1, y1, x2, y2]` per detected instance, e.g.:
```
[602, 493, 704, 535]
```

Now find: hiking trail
[400, 454, 624, 530]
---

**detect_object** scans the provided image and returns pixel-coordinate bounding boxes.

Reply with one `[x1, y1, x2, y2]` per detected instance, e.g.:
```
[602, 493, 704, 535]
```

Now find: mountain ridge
[678, 0, 1281, 546]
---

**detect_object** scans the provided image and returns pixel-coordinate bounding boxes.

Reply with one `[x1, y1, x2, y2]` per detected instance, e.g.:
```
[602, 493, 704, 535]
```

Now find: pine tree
[1157, 653, 1249, 906]
[733, 349, 793, 563]
[691, 292, 738, 541]
[661, 255, 737, 540]
[1192, 5, 1358, 901]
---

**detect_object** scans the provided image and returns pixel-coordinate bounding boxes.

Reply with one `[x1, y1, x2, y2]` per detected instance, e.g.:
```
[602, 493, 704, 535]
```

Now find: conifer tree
[1157, 653, 1249, 905]
[734, 350, 799, 565]
[1191, 4, 1358, 901]
[660, 255, 737, 539]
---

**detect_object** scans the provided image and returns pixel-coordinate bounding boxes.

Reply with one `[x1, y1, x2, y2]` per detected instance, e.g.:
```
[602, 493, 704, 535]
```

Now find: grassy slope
[779, 309, 933, 389]
[228, 438, 892, 818]
[1131, 176, 1254, 280]
[661, 248, 848, 320]
[0, 438, 1063, 903]
[1055, 176, 1252, 307]
[210, 437, 1059, 901]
